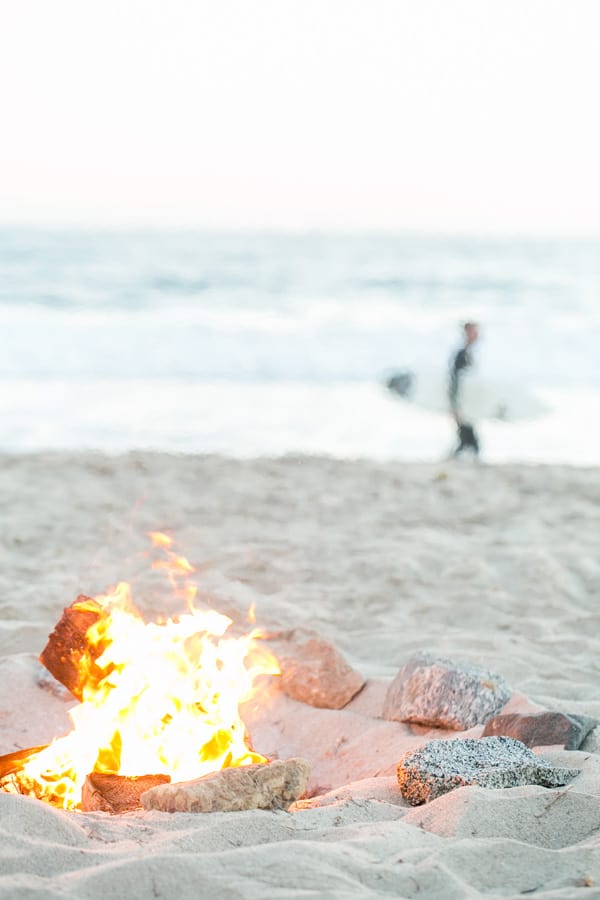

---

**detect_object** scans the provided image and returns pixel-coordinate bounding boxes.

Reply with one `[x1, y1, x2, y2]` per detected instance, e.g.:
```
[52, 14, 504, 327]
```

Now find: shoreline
[0, 446, 599, 466]
[2, 378, 600, 465]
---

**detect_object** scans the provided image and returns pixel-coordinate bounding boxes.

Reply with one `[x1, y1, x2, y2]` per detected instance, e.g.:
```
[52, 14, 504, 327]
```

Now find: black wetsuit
[449, 347, 479, 455]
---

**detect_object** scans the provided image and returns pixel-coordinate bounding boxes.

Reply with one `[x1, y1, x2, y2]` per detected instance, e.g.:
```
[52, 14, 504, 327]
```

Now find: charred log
[39, 595, 110, 700]
[81, 772, 171, 813]
[0, 745, 48, 780]
[0, 745, 50, 797]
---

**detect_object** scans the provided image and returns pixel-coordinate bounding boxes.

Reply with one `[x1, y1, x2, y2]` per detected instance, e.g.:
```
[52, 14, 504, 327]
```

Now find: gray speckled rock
[396, 736, 580, 805]
[482, 711, 598, 750]
[383, 651, 511, 730]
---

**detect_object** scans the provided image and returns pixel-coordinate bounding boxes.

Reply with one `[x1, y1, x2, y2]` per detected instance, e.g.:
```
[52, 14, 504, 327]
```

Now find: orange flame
[148, 532, 197, 602]
[20, 543, 279, 810]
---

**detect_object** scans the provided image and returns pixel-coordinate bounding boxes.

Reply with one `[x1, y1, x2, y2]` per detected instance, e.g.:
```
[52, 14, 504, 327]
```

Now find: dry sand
[0, 453, 599, 898]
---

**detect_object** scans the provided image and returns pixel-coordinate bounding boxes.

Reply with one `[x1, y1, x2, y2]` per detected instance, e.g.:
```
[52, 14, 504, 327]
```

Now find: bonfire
[0, 533, 281, 812]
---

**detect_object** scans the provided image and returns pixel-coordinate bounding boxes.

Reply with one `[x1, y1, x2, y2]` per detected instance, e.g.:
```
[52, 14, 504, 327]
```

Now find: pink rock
[265, 629, 365, 710]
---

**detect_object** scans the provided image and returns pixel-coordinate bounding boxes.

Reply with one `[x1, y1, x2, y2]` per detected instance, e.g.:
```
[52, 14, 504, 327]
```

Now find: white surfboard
[385, 369, 548, 422]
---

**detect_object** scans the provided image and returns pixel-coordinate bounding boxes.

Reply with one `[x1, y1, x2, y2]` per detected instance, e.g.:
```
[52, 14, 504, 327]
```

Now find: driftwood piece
[0, 746, 49, 798]
[39, 595, 109, 700]
[0, 745, 48, 780]
[141, 758, 310, 813]
[81, 772, 171, 813]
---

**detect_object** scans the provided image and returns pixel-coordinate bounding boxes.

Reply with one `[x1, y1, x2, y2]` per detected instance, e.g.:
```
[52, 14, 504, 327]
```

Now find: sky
[1, 0, 599, 234]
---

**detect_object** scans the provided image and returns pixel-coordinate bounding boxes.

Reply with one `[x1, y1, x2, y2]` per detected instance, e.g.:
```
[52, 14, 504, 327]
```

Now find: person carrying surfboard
[449, 322, 480, 457]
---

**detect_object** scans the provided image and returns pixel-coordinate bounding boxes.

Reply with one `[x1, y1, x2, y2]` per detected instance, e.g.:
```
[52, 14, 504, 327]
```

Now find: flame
[21, 576, 278, 811]
[148, 531, 173, 549]
[152, 556, 196, 576]
[147, 532, 197, 605]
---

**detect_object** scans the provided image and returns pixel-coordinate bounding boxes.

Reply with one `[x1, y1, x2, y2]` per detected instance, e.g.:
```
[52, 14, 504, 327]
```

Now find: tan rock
[140, 758, 310, 814]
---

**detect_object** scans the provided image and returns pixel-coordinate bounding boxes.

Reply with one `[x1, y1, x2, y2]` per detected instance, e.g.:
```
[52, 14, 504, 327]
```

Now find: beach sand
[0, 453, 599, 898]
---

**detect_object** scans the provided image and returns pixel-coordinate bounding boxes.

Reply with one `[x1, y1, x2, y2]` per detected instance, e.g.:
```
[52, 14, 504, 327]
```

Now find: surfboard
[385, 368, 548, 422]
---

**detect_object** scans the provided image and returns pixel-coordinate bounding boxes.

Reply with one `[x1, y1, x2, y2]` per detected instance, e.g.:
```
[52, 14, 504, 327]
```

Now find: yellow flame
[152, 556, 196, 576]
[148, 533, 197, 601]
[148, 531, 173, 549]
[22, 582, 278, 810]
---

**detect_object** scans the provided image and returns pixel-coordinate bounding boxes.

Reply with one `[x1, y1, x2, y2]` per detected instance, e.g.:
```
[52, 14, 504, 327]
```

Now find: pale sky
[1, 0, 599, 233]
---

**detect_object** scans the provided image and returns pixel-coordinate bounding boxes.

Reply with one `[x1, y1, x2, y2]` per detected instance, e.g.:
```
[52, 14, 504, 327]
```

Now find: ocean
[1, 229, 598, 462]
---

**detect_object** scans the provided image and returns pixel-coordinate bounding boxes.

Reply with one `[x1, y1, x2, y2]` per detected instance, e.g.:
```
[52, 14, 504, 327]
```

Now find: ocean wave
[0, 229, 598, 394]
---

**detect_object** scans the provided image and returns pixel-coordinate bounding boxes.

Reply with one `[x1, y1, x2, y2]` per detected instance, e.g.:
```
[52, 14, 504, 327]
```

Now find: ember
[2, 534, 279, 811]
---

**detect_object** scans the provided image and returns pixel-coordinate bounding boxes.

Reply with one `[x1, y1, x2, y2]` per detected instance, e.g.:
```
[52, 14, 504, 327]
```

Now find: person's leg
[457, 423, 479, 456]
[454, 424, 467, 456]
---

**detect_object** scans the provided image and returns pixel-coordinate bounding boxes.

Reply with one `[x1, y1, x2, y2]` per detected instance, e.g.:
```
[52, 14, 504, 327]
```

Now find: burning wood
[0, 749, 171, 811]
[82, 772, 171, 813]
[0, 745, 49, 779]
[140, 758, 310, 813]
[2, 560, 279, 812]
[0, 745, 50, 796]
[39, 595, 109, 700]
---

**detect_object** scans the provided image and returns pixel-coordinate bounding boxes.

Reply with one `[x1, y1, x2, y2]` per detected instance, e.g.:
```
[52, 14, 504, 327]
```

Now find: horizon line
[1, 222, 599, 242]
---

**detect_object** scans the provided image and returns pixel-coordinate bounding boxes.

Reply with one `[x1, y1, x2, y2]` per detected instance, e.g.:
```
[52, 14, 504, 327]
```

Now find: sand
[0, 453, 599, 898]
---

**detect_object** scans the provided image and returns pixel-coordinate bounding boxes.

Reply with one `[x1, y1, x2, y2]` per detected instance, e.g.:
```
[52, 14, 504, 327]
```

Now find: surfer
[449, 322, 480, 457]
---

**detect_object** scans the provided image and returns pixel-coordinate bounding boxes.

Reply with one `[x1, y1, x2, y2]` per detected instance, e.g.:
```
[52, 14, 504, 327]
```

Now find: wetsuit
[449, 347, 479, 456]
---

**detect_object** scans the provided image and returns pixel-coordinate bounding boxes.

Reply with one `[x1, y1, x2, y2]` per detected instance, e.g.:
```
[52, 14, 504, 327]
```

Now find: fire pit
[0, 533, 291, 813]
